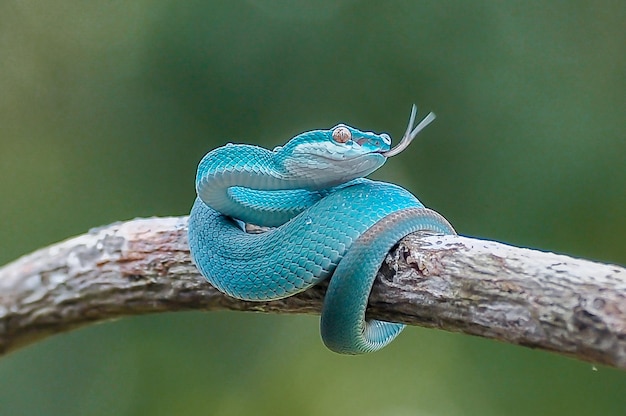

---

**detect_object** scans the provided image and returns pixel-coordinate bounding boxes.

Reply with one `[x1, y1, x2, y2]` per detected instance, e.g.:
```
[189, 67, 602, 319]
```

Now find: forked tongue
[383, 105, 436, 157]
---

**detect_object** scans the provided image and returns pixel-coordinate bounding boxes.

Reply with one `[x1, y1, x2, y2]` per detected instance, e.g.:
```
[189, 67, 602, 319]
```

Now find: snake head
[274, 105, 436, 189]
[275, 124, 392, 188]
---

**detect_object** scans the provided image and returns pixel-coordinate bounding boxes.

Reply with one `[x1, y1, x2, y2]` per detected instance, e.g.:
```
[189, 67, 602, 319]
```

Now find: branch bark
[1, 217, 624, 369]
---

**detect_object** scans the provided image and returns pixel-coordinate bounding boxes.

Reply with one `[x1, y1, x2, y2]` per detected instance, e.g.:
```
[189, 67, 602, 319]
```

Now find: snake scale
[188, 105, 455, 354]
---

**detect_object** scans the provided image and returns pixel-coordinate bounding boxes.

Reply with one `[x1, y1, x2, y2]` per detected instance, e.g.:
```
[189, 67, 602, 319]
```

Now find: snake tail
[320, 207, 455, 354]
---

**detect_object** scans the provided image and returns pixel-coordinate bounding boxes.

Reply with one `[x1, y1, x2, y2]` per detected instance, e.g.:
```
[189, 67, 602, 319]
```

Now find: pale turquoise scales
[188, 106, 456, 354]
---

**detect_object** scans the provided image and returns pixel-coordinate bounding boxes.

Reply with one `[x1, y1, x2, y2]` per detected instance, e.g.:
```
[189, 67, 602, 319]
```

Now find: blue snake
[188, 106, 456, 354]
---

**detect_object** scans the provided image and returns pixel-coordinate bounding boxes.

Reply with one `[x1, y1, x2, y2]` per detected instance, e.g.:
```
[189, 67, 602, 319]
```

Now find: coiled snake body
[188, 106, 455, 354]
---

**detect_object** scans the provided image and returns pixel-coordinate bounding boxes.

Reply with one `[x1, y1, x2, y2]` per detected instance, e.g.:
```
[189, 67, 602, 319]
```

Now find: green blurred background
[1, 1, 624, 415]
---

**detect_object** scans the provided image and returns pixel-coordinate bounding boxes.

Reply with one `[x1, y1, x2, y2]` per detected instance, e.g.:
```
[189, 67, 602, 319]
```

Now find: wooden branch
[1, 217, 624, 369]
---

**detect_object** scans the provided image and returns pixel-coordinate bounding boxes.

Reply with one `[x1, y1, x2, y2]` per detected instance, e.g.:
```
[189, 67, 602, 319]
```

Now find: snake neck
[196, 144, 329, 227]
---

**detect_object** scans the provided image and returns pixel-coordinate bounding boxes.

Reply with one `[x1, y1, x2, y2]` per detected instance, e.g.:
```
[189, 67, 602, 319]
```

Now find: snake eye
[332, 126, 351, 144]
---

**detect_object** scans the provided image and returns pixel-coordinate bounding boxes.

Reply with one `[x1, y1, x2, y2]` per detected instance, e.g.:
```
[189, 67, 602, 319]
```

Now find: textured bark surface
[1, 216, 624, 369]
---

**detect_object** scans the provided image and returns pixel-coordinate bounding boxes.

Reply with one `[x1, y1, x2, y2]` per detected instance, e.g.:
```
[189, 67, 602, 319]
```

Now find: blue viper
[188, 106, 456, 354]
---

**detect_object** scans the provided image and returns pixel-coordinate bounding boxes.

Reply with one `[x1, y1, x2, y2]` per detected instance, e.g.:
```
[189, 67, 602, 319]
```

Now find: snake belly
[188, 134, 455, 354]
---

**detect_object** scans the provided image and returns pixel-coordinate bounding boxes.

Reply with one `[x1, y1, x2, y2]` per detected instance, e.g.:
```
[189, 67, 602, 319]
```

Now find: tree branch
[1, 217, 624, 369]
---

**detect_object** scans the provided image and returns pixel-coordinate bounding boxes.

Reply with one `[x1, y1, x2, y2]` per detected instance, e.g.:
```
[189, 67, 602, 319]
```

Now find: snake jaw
[283, 142, 387, 188]
[382, 105, 436, 158]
